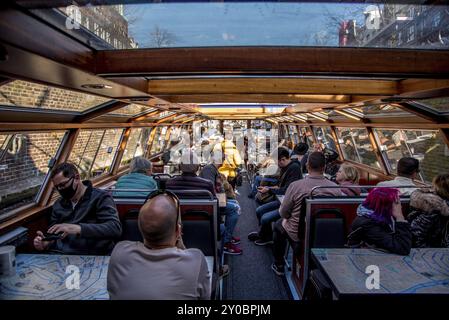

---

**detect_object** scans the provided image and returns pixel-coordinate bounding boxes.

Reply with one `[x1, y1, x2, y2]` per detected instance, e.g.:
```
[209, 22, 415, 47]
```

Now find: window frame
[0, 130, 69, 222]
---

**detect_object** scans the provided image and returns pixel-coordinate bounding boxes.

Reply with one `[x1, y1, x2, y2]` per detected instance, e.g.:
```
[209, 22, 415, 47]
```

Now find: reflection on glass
[336, 127, 380, 168]
[150, 126, 171, 154]
[120, 128, 152, 167]
[417, 97, 449, 113]
[0, 80, 110, 112]
[111, 104, 158, 117]
[361, 104, 410, 116]
[68, 129, 123, 179]
[299, 127, 314, 147]
[375, 128, 449, 182]
[44, 3, 449, 50]
[313, 126, 338, 152]
[0, 131, 66, 217]
[288, 125, 299, 145]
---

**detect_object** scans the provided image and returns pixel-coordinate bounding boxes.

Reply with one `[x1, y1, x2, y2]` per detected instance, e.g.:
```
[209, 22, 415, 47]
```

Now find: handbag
[256, 191, 276, 204]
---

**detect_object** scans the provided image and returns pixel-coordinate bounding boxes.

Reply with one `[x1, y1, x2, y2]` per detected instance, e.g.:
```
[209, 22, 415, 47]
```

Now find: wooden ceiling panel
[158, 94, 350, 104]
[96, 47, 449, 76]
[148, 78, 398, 95]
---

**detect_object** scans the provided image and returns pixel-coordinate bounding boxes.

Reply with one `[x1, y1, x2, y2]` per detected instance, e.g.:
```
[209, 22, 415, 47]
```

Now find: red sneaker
[224, 242, 243, 255]
[231, 236, 241, 245]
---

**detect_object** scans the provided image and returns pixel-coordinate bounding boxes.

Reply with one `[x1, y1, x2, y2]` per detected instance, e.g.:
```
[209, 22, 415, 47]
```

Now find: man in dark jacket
[248, 147, 302, 245]
[33, 163, 122, 255]
[166, 157, 216, 196]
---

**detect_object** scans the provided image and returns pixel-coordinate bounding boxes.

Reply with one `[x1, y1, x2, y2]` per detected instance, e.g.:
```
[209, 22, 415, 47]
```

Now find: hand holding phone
[41, 232, 63, 241]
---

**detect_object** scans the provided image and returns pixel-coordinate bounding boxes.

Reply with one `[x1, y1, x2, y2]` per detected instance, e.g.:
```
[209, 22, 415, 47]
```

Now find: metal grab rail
[309, 184, 429, 199]
[107, 188, 216, 201]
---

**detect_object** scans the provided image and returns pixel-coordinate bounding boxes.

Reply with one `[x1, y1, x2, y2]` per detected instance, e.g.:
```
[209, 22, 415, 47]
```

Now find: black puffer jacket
[408, 189, 449, 248]
[347, 205, 412, 255]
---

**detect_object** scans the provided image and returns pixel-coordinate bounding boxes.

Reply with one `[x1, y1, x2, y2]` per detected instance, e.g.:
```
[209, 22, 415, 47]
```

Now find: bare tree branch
[148, 25, 178, 47]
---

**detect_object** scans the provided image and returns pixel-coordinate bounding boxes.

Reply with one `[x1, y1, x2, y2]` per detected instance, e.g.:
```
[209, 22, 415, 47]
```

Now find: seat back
[311, 209, 345, 248]
[291, 194, 411, 298]
[152, 173, 172, 189]
[121, 209, 142, 242]
[114, 189, 219, 274]
[181, 210, 215, 256]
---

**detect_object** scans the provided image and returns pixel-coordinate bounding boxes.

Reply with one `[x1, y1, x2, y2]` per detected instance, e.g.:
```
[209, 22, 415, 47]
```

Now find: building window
[407, 25, 415, 42]
[398, 31, 403, 45]
[93, 22, 99, 36]
[433, 12, 441, 28]
[83, 16, 89, 29]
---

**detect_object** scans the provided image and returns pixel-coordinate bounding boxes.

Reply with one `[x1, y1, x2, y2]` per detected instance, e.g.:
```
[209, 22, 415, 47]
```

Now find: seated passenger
[218, 138, 243, 189]
[248, 151, 280, 199]
[347, 188, 412, 255]
[247, 147, 302, 246]
[199, 151, 242, 255]
[292, 142, 309, 175]
[323, 148, 340, 181]
[166, 152, 216, 196]
[377, 157, 419, 195]
[114, 157, 157, 197]
[218, 173, 241, 214]
[33, 162, 122, 255]
[107, 193, 211, 300]
[408, 173, 449, 248]
[271, 152, 342, 275]
[336, 164, 361, 196]
[199, 150, 222, 192]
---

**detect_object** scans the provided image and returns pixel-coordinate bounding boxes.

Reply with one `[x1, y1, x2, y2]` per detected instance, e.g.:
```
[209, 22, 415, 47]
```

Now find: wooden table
[0, 253, 215, 300]
[311, 248, 449, 298]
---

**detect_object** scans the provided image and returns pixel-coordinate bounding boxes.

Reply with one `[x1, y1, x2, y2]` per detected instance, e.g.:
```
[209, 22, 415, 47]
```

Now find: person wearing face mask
[33, 162, 122, 255]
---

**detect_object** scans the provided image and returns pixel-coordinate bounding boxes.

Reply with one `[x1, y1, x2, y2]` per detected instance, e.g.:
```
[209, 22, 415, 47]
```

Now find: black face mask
[57, 177, 78, 200]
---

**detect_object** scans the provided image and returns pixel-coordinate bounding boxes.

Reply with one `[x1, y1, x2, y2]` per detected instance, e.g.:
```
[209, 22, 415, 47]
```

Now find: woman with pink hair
[347, 187, 412, 255]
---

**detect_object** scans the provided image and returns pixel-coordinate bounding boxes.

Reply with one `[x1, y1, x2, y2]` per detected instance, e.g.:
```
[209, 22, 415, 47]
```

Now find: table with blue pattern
[311, 248, 449, 298]
[0, 254, 109, 300]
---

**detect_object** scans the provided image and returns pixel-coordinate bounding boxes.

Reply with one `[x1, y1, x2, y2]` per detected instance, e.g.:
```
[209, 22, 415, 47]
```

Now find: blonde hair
[433, 173, 449, 200]
[339, 164, 360, 184]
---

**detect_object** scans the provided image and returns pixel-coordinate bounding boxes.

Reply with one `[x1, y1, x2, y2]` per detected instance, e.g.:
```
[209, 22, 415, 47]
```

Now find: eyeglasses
[144, 189, 181, 227]
[54, 176, 74, 191]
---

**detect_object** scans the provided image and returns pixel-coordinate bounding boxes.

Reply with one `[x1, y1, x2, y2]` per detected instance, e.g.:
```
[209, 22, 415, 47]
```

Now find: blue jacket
[114, 173, 157, 198]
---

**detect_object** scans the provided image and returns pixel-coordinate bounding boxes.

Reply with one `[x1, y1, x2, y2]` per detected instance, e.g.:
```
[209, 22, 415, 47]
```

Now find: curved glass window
[0, 80, 110, 112]
[0, 131, 66, 219]
[336, 127, 380, 168]
[120, 128, 152, 167]
[68, 129, 123, 179]
[375, 128, 449, 182]
[313, 126, 338, 153]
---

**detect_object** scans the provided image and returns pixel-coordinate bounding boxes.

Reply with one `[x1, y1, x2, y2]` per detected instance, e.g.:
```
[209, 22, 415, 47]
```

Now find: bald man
[107, 194, 211, 300]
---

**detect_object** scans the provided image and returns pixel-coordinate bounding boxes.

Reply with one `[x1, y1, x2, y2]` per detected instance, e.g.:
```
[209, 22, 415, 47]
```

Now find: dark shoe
[231, 236, 241, 245]
[271, 263, 285, 276]
[255, 239, 274, 246]
[247, 193, 255, 199]
[247, 231, 260, 241]
[224, 242, 243, 255]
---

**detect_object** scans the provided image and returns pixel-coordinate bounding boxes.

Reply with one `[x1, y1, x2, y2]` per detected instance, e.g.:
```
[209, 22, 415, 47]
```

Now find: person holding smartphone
[33, 162, 122, 255]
